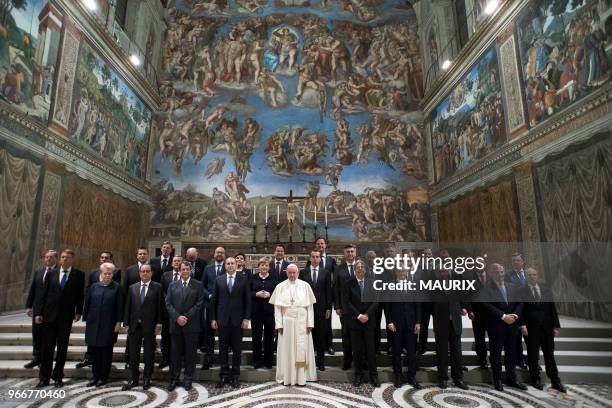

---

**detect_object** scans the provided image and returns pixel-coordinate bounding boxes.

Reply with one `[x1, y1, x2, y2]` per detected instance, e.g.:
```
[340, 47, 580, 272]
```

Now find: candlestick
[252, 224, 257, 244]
[276, 223, 280, 243]
[277, 205, 280, 225]
[302, 205, 305, 223]
[314, 206, 317, 225]
[265, 205, 268, 225]
[324, 205, 327, 226]
[253, 204, 256, 225]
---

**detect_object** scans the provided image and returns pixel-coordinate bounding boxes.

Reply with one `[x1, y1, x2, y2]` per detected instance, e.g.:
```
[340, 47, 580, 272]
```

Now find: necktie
[228, 275, 234, 293]
[183, 280, 187, 288]
[500, 284, 508, 304]
[348, 264, 354, 278]
[162, 258, 167, 270]
[43, 267, 49, 282]
[322, 255, 326, 269]
[312, 268, 318, 284]
[60, 271, 68, 289]
[359, 279, 364, 294]
[518, 271, 526, 285]
[532, 286, 540, 301]
[140, 284, 147, 303]
[173, 272, 179, 281]
[191, 262, 195, 276]
[276, 261, 280, 274]
[217, 264, 222, 275]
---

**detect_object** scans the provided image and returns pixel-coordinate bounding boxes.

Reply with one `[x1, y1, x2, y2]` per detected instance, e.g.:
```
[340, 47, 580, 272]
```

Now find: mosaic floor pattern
[0, 378, 609, 407]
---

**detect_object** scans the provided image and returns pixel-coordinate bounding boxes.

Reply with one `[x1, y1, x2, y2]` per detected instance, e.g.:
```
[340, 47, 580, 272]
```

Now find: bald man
[185, 247, 207, 281]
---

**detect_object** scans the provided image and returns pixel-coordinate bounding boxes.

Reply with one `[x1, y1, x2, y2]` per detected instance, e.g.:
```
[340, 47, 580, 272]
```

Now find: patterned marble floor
[0, 378, 610, 407]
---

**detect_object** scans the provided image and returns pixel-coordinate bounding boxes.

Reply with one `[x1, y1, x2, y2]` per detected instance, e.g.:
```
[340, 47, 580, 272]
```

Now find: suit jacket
[305, 255, 337, 273]
[520, 284, 560, 330]
[210, 273, 252, 327]
[342, 277, 378, 329]
[165, 278, 205, 334]
[123, 280, 163, 334]
[203, 262, 226, 303]
[480, 281, 523, 331]
[505, 269, 527, 287]
[83, 281, 123, 347]
[186, 258, 207, 281]
[334, 262, 356, 311]
[268, 259, 290, 281]
[124, 264, 143, 296]
[383, 278, 421, 330]
[150, 256, 173, 282]
[87, 267, 122, 289]
[431, 281, 465, 336]
[35, 267, 85, 323]
[300, 267, 332, 316]
[25, 266, 55, 309]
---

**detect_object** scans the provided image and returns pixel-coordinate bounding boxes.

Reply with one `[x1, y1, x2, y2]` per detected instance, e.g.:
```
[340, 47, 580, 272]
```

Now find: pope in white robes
[269, 263, 317, 385]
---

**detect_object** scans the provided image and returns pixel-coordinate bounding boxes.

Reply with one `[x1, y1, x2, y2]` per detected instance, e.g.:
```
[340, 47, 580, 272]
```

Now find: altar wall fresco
[151, 0, 431, 243]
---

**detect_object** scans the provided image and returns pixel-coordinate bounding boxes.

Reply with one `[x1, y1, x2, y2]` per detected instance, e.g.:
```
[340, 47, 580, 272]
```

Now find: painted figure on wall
[68, 41, 151, 180]
[517, 0, 611, 127]
[0, 0, 61, 121]
[152, 0, 430, 243]
[431, 48, 506, 182]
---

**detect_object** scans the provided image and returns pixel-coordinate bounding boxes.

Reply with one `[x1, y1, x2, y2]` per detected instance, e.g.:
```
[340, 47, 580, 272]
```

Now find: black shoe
[36, 380, 49, 388]
[143, 380, 152, 390]
[158, 361, 168, 369]
[76, 360, 92, 369]
[96, 380, 107, 387]
[353, 375, 364, 387]
[393, 376, 402, 388]
[551, 382, 566, 393]
[479, 363, 489, 369]
[494, 381, 504, 391]
[253, 363, 263, 369]
[416, 344, 426, 355]
[318, 365, 326, 371]
[506, 380, 528, 391]
[342, 362, 352, 370]
[215, 381, 225, 388]
[407, 378, 422, 390]
[265, 364, 273, 369]
[462, 366, 468, 372]
[201, 362, 211, 370]
[438, 380, 447, 389]
[231, 378, 240, 388]
[122, 381, 138, 391]
[54, 380, 64, 388]
[24, 359, 40, 369]
[327, 346, 335, 355]
[453, 380, 469, 390]
[370, 376, 380, 387]
[531, 380, 543, 390]
[183, 382, 192, 391]
[518, 358, 528, 370]
[167, 381, 178, 392]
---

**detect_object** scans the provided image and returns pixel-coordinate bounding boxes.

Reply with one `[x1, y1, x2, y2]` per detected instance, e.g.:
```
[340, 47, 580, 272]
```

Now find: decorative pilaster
[33, 170, 62, 261]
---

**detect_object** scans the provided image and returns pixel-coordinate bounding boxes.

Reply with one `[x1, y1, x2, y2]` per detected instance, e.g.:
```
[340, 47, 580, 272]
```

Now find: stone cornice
[421, 0, 527, 114]
[429, 84, 611, 205]
[53, 0, 163, 111]
[0, 104, 152, 205]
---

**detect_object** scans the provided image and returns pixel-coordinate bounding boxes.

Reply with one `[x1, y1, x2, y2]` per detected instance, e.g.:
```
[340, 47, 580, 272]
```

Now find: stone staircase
[0, 313, 610, 384]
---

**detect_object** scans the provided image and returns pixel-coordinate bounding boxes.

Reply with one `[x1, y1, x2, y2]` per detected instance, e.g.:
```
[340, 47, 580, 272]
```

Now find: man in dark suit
[431, 269, 469, 390]
[312, 237, 336, 354]
[385, 267, 422, 389]
[24, 249, 57, 369]
[334, 243, 357, 370]
[185, 247, 206, 281]
[165, 261, 205, 391]
[122, 264, 163, 390]
[417, 247, 434, 355]
[34, 249, 85, 388]
[343, 259, 379, 387]
[481, 263, 527, 391]
[210, 257, 251, 388]
[159, 255, 182, 369]
[520, 267, 565, 393]
[374, 245, 396, 354]
[201, 246, 226, 369]
[122, 247, 149, 370]
[268, 244, 290, 281]
[468, 268, 489, 369]
[505, 253, 528, 369]
[300, 249, 332, 371]
[77, 250, 122, 369]
[150, 241, 174, 282]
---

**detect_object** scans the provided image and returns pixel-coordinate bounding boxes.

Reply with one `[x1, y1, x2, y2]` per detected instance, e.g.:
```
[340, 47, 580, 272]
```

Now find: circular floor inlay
[443, 395, 478, 407]
[99, 394, 137, 406]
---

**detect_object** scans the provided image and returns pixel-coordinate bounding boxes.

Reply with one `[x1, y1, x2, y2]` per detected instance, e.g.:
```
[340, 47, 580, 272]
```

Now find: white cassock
[269, 278, 317, 385]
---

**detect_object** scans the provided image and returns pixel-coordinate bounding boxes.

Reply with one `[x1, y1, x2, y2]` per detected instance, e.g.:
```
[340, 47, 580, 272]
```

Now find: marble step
[0, 359, 611, 385]
[1, 345, 611, 367]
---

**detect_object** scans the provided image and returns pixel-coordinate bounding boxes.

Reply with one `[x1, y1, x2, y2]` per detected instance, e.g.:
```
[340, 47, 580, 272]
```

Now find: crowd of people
[24, 239, 566, 394]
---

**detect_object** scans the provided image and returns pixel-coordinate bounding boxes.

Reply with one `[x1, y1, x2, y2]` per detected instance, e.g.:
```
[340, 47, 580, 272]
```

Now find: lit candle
[265, 205, 268, 225]
[277, 205, 280, 225]
[253, 205, 256, 224]
[325, 205, 328, 226]
[314, 206, 317, 225]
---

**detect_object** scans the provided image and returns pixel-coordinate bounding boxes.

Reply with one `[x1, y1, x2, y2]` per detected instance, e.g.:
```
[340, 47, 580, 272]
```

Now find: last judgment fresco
[151, 0, 430, 242]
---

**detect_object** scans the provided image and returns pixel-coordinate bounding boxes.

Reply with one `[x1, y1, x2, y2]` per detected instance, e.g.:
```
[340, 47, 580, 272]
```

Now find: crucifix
[272, 189, 307, 242]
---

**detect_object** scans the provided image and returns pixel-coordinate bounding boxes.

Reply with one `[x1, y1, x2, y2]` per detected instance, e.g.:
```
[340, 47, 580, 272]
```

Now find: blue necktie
[140, 284, 147, 304]
[60, 271, 68, 289]
[518, 271, 526, 286]
[228, 275, 233, 293]
[359, 279, 364, 295]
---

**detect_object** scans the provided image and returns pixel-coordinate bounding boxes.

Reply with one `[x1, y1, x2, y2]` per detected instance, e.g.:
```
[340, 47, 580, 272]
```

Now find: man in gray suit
[165, 261, 206, 391]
